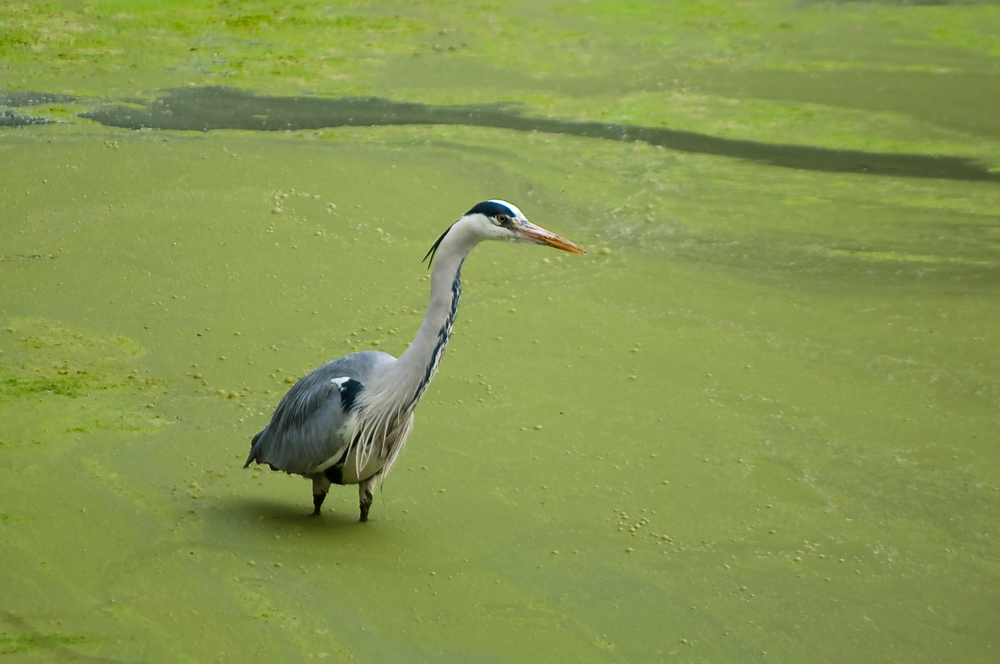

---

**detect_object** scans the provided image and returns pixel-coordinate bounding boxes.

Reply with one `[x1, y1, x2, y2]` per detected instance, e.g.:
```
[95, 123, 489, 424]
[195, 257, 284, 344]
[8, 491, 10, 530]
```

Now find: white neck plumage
[351, 217, 483, 473]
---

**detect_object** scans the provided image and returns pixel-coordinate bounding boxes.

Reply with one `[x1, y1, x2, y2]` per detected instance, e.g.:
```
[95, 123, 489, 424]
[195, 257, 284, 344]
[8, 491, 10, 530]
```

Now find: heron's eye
[496, 214, 511, 225]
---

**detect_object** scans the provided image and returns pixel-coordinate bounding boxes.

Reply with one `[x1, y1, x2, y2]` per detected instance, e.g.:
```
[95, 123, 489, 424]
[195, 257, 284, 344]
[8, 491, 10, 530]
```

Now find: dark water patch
[0, 109, 52, 127]
[0, 91, 75, 127]
[0, 91, 76, 107]
[79, 86, 1000, 184]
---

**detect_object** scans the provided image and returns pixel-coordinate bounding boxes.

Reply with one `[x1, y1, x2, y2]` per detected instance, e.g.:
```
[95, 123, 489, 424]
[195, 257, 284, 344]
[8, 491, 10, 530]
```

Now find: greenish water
[2, 1, 998, 662]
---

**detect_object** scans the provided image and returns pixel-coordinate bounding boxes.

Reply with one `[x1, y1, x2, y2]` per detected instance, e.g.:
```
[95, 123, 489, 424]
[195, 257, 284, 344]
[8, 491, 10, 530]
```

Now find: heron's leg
[311, 475, 332, 516]
[358, 475, 378, 523]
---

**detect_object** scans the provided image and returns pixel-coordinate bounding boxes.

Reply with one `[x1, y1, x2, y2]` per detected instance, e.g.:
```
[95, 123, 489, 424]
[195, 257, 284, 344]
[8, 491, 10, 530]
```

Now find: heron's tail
[244, 429, 265, 468]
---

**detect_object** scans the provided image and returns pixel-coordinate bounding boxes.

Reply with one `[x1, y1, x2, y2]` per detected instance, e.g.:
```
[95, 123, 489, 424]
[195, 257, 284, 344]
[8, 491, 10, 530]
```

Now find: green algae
[1, 317, 140, 392]
[1, 1, 999, 662]
[2, 118, 997, 664]
[0, 317, 165, 447]
[4, 1, 999, 143]
[0, 631, 86, 656]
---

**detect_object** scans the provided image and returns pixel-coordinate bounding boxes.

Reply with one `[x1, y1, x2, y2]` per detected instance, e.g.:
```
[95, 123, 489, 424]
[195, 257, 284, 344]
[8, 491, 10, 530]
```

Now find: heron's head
[424, 200, 584, 266]
[469, 199, 586, 250]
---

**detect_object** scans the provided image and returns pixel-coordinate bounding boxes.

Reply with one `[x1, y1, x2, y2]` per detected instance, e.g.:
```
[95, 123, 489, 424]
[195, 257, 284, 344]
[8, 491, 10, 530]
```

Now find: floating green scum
[1, 1, 998, 662]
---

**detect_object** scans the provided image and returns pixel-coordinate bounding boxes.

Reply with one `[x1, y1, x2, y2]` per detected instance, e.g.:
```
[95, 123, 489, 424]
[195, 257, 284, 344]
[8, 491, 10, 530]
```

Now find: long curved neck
[395, 247, 465, 406]
[365, 219, 481, 412]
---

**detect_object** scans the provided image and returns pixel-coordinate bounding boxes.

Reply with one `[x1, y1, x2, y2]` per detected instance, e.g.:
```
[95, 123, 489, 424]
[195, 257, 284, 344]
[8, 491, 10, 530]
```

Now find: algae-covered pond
[2, 1, 999, 662]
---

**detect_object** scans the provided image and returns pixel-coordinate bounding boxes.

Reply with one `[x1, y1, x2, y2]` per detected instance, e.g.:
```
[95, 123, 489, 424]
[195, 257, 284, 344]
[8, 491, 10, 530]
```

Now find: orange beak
[517, 221, 586, 255]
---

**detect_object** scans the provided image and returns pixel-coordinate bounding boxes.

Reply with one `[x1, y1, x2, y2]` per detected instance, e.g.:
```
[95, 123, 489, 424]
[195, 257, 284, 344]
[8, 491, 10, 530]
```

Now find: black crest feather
[422, 222, 454, 268]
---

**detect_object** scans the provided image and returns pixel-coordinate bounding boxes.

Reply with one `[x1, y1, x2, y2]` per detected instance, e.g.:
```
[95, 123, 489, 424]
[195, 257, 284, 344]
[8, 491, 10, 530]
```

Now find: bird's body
[244, 200, 583, 521]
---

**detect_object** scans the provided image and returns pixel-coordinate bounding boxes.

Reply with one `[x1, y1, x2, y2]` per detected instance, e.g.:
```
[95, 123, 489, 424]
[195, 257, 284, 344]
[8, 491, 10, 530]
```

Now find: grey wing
[244, 351, 395, 475]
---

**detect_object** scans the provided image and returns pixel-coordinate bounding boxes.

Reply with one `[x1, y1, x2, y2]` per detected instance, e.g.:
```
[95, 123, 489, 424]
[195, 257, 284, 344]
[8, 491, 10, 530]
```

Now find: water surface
[1, 1, 998, 662]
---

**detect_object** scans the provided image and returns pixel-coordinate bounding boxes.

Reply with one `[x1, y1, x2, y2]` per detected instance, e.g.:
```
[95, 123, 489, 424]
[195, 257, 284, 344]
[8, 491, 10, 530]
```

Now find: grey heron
[244, 200, 584, 521]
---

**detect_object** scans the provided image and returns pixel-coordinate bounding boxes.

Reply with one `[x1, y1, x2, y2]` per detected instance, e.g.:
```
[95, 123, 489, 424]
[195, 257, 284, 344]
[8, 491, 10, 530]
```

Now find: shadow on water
[72, 86, 998, 184]
[211, 496, 366, 531]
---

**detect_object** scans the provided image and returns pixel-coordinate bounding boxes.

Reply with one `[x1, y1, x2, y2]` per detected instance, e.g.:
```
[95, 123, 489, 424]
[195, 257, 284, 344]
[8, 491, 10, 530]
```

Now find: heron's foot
[312, 491, 328, 517]
[359, 488, 374, 523]
[310, 475, 332, 517]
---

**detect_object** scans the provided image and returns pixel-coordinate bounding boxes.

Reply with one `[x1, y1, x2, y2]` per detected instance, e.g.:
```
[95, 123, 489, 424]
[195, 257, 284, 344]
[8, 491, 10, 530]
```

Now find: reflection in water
[78, 86, 1000, 184]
